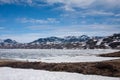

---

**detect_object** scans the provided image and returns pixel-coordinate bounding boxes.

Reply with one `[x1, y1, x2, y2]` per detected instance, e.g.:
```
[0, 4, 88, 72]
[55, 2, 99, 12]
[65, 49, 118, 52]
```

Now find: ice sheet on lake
[40, 56, 119, 63]
[0, 49, 119, 63]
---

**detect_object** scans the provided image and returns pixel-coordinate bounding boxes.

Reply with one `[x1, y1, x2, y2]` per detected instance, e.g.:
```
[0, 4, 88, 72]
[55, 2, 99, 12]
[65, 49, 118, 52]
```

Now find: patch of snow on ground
[0, 67, 119, 80]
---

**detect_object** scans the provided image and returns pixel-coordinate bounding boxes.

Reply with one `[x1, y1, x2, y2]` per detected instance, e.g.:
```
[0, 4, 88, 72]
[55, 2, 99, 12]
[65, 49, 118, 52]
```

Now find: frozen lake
[0, 49, 119, 63]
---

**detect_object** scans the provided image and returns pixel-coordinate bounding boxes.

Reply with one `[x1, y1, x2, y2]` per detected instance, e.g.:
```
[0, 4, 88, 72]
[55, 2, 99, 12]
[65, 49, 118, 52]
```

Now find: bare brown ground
[0, 59, 120, 77]
[99, 51, 120, 57]
[0, 51, 120, 77]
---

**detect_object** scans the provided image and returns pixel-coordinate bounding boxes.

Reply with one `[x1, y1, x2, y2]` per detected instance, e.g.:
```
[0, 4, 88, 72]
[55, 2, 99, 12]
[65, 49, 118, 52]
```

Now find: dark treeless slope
[0, 59, 120, 77]
[99, 51, 120, 57]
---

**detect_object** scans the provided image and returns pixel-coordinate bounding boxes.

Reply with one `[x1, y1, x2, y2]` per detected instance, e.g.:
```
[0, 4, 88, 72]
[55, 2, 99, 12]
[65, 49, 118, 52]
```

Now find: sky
[0, 0, 120, 43]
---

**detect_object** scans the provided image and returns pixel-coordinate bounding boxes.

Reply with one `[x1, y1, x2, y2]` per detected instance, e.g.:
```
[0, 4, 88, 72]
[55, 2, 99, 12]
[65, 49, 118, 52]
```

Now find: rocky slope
[0, 33, 120, 49]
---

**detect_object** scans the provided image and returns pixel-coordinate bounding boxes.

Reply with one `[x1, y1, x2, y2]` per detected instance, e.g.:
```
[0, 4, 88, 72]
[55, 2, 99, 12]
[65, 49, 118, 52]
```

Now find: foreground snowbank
[0, 67, 119, 80]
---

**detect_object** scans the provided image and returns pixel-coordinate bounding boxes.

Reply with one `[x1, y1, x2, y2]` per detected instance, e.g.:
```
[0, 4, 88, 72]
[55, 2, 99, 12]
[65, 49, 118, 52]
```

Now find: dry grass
[99, 51, 120, 57]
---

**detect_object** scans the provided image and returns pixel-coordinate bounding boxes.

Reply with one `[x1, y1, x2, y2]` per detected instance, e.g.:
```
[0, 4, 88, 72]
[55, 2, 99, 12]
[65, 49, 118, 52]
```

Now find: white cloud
[83, 10, 114, 16]
[28, 24, 120, 32]
[115, 14, 120, 17]
[28, 25, 58, 31]
[0, 27, 5, 30]
[18, 18, 59, 24]
[47, 0, 95, 8]
[0, 0, 12, 4]
[1, 24, 119, 43]
[95, 0, 120, 8]
[1, 0, 120, 10]
[61, 10, 115, 17]
[46, 0, 120, 11]
[0, 0, 30, 4]
[28, 24, 120, 36]
[60, 10, 116, 25]
[0, 33, 42, 43]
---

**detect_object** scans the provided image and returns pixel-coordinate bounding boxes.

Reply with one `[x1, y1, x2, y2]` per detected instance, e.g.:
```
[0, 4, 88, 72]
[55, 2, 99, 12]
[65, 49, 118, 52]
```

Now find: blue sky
[0, 0, 120, 42]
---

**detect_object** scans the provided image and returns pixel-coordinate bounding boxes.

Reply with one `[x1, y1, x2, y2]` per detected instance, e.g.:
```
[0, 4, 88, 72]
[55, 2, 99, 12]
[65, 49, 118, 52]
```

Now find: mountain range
[0, 33, 120, 49]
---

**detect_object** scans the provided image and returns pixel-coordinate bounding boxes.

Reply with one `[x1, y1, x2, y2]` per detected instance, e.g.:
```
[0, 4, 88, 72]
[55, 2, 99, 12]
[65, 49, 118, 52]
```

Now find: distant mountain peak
[0, 33, 120, 49]
[4, 39, 17, 44]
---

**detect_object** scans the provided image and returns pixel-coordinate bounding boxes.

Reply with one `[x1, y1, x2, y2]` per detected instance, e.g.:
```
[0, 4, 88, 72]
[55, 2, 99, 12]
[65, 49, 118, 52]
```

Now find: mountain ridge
[0, 33, 120, 49]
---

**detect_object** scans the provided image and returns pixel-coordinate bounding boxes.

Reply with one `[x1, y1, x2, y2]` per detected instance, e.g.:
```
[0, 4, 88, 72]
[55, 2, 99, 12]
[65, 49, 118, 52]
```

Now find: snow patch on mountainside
[96, 39, 103, 45]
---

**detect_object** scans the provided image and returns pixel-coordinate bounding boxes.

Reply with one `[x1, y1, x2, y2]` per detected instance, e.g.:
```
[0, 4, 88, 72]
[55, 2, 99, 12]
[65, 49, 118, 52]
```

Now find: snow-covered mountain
[28, 33, 120, 49]
[0, 33, 120, 49]
[0, 39, 17, 44]
[101, 33, 120, 49]
[85, 33, 120, 49]
[31, 35, 90, 44]
[31, 37, 64, 44]
[0, 39, 19, 48]
[64, 35, 90, 43]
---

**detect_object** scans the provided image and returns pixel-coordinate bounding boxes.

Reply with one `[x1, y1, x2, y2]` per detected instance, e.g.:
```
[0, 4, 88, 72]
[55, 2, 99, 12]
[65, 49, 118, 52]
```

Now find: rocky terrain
[0, 33, 120, 49]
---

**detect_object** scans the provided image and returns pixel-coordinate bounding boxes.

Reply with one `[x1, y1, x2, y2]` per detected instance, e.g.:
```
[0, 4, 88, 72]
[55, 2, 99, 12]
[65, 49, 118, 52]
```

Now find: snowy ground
[0, 49, 120, 80]
[0, 67, 119, 80]
[0, 49, 119, 63]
